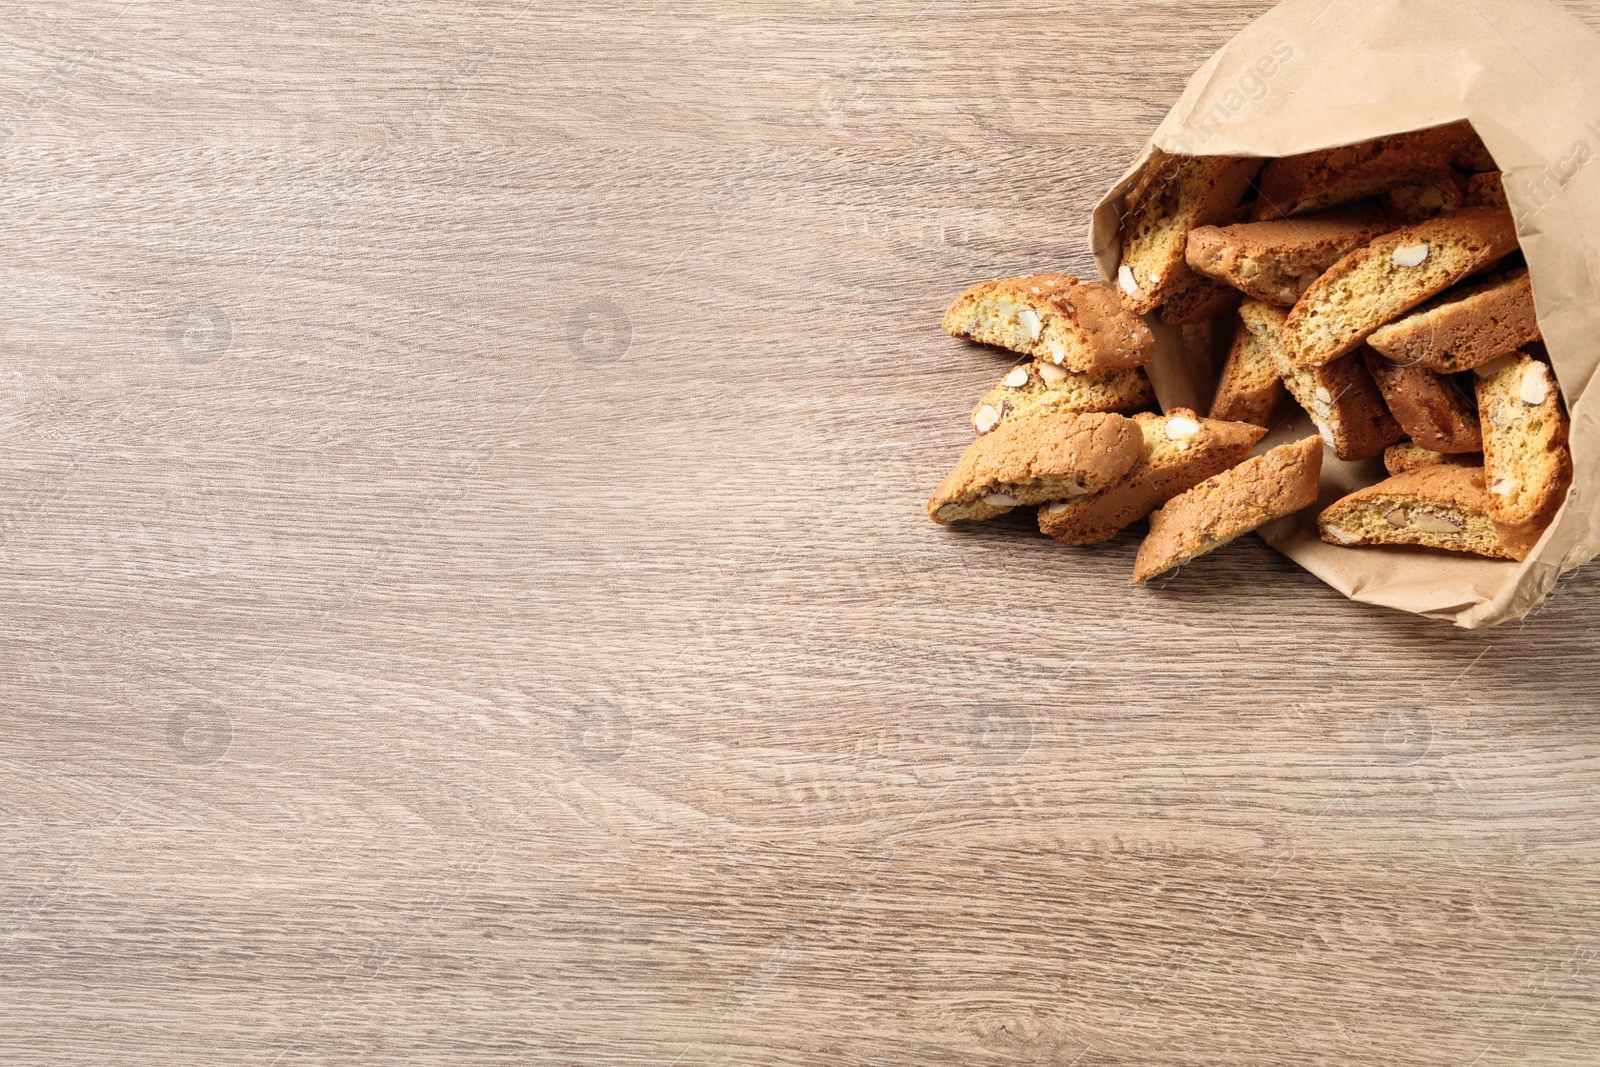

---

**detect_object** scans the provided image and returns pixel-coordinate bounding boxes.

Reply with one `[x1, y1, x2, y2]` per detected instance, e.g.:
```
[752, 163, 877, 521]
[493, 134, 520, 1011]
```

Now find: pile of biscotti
[926, 121, 1572, 583]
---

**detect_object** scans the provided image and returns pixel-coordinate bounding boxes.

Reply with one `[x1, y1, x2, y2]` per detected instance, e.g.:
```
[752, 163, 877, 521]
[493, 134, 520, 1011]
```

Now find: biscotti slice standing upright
[1318, 466, 1537, 561]
[1474, 353, 1573, 531]
[1239, 300, 1402, 461]
[1209, 315, 1286, 428]
[1284, 207, 1520, 368]
[1385, 441, 1480, 477]
[1185, 205, 1400, 307]
[1361, 350, 1482, 454]
[1133, 436, 1324, 583]
[927, 411, 1143, 525]
[1365, 268, 1538, 373]
[1117, 152, 1263, 315]
[1038, 409, 1266, 545]
[943, 274, 1156, 372]
[1253, 122, 1476, 219]
[971, 362, 1154, 435]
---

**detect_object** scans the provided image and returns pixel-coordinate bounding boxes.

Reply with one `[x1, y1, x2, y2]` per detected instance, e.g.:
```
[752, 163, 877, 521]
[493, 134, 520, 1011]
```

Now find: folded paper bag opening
[1088, 0, 1600, 629]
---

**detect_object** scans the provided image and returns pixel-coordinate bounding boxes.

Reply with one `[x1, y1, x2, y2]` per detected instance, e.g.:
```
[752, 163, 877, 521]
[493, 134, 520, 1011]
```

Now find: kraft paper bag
[1088, 0, 1600, 629]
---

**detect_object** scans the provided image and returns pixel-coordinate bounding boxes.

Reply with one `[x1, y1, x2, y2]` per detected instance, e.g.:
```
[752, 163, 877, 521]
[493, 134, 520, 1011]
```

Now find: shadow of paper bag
[1089, 0, 1600, 628]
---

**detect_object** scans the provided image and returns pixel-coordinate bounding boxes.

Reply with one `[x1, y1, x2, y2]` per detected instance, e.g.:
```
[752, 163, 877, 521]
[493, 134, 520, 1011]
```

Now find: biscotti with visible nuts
[971, 362, 1154, 435]
[1475, 353, 1572, 530]
[1133, 436, 1324, 583]
[1365, 268, 1538, 373]
[1361, 350, 1483, 454]
[1117, 152, 1264, 315]
[1038, 409, 1266, 545]
[944, 274, 1156, 373]
[1186, 205, 1400, 307]
[1158, 275, 1243, 326]
[1318, 466, 1537, 561]
[927, 411, 1143, 525]
[1209, 316, 1285, 428]
[1385, 442, 1480, 477]
[1254, 122, 1476, 220]
[1240, 300, 1402, 461]
[1284, 207, 1520, 368]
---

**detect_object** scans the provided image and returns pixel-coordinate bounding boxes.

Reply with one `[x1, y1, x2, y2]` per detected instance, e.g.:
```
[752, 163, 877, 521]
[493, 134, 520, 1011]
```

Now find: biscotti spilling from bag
[922, 119, 1574, 596]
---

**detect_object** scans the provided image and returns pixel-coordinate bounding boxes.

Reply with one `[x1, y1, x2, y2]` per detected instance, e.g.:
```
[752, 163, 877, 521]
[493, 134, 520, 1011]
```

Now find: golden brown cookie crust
[1384, 441, 1480, 478]
[927, 411, 1144, 525]
[943, 274, 1156, 373]
[1208, 316, 1285, 428]
[1365, 269, 1538, 374]
[1362, 350, 1483, 454]
[971, 363, 1154, 435]
[1133, 436, 1324, 583]
[1318, 465, 1536, 561]
[1118, 152, 1263, 315]
[1254, 122, 1476, 220]
[1038, 409, 1266, 545]
[1475, 353, 1573, 531]
[1284, 207, 1520, 368]
[1186, 205, 1400, 307]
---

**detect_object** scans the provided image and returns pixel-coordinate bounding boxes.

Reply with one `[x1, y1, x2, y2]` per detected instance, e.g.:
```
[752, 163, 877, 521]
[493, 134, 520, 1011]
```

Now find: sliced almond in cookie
[1361, 350, 1482, 454]
[1365, 268, 1537, 374]
[1475, 352, 1572, 531]
[1208, 315, 1286, 429]
[927, 411, 1144, 525]
[970, 362, 1154, 435]
[1284, 207, 1520, 368]
[1038, 409, 1266, 545]
[1318, 465, 1537, 561]
[1384, 441, 1481, 478]
[1117, 152, 1263, 315]
[1133, 436, 1323, 583]
[1254, 122, 1477, 220]
[943, 274, 1155, 373]
[1240, 300, 1401, 461]
[1186, 204, 1400, 308]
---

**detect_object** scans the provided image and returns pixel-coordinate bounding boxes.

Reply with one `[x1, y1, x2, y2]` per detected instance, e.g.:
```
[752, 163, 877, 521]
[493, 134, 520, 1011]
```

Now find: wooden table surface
[5, 2, 1600, 1063]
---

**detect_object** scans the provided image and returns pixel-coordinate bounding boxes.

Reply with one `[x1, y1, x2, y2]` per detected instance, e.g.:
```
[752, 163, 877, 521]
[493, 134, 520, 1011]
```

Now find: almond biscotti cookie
[1475, 353, 1573, 530]
[1133, 436, 1324, 583]
[927, 411, 1143, 525]
[1117, 152, 1263, 315]
[1254, 122, 1476, 220]
[1209, 316, 1285, 428]
[1284, 207, 1520, 368]
[1318, 466, 1537, 561]
[1466, 171, 1508, 209]
[1380, 170, 1467, 222]
[1038, 409, 1266, 545]
[943, 274, 1155, 373]
[1157, 275, 1242, 326]
[1361, 350, 1482, 454]
[1240, 300, 1401, 461]
[971, 362, 1154, 435]
[1186, 205, 1399, 307]
[1385, 442, 1480, 477]
[1365, 268, 1537, 373]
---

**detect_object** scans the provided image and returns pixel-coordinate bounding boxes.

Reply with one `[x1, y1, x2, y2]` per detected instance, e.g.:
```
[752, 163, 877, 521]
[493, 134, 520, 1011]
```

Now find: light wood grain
[5, 1, 1600, 1064]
